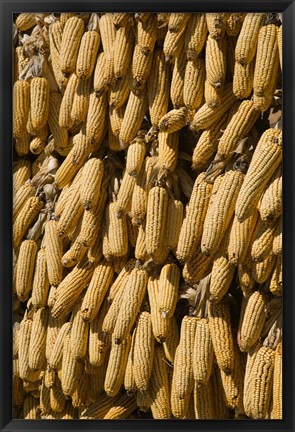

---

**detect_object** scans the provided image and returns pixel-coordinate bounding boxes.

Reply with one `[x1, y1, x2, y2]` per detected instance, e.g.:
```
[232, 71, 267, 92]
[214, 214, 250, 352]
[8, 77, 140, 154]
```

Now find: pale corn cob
[99, 13, 116, 55]
[60, 13, 75, 26]
[146, 186, 169, 259]
[226, 13, 246, 36]
[126, 138, 146, 177]
[250, 345, 276, 419]
[31, 248, 50, 308]
[158, 131, 179, 172]
[210, 363, 231, 418]
[18, 317, 33, 380]
[13, 158, 31, 194]
[70, 76, 91, 126]
[254, 23, 279, 97]
[45, 313, 67, 362]
[162, 315, 179, 366]
[271, 341, 282, 419]
[48, 91, 68, 149]
[15, 239, 38, 302]
[126, 215, 138, 247]
[204, 80, 223, 109]
[13, 80, 30, 138]
[206, 35, 227, 89]
[57, 188, 83, 238]
[228, 211, 258, 265]
[252, 253, 277, 284]
[176, 173, 213, 262]
[44, 220, 63, 287]
[239, 291, 267, 352]
[49, 21, 69, 92]
[50, 377, 67, 413]
[210, 252, 235, 303]
[243, 341, 263, 415]
[277, 25, 282, 70]
[191, 83, 237, 131]
[185, 13, 207, 59]
[149, 345, 171, 419]
[235, 129, 282, 222]
[28, 307, 48, 370]
[89, 299, 110, 366]
[103, 393, 137, 419]
[61, 333, 84, 396]
[80, 393, 119, 419]
[50, 258, 94, 318]
[272, 218, 282, 257]
[148, 49, 170, 127]
[13, 182, 35, 219]
[251, 220, 278, 262]
[135, 221, 148, 261]
[166, 198, 183, 251]
[108, 259, 136, 300]
[201, 170, 244, 256]
[15, 46, 29, 79]
[124, 328, 136, 394]
[168, 13, 190, 33]
[132, 42, 154, 91]
[193, 318, 214, 385]
[93, 51, 114, 95]
[80, 158, 104, 210]
[130, 156, 153, 225]
[183, 56, 205, 109]
[62, 240, 86, 269]
[104, 335, 131, 396]
[233, 58, 255, 99]
[206, 13, 228, 40]
[29, 137, 45, 155]
[107, 201, 128, 256]
[208, 298, 235, 374]
[109, 73, 130, 109]
[39, 379, 51, 415]
[14, 130, 30, 156]
[113, 266, 148, 343]
[86, 91, 108, 146]
[269, 255, 282, 296]
[163, 24, 187, 62]
[259, 166, 282, 223]
[159, 107, 187, 134]
[193, 380, 215, 419]
[23, 395, 40, 419]
[76, 30, 100, 79]
[59, 16, 85, 76]
[253, 65, 279, 112]
[148, 276, 170, 343]
[48, 322, 71, 370]
[80, 260, 114, 321]
[15, 13, 36, 30]
[114, 24, 134, 78]
[78, 190, 107, 248]
[30, 77, 50, 130]
[192, 115, 227, 170]
[133, 311, 154, 391]
[13, 196, 43, 247]
[113, 13, 132, 27]
[217, 100, 260, 159]
[170, 46, 186, 108]
[157, 263, 180, 319]
[70, 306, 89, 359]
[182, 245, 213, 285]
[102, 283, 127, 337]
[119, 91, 148, 148]
[235, 13, 266, 65]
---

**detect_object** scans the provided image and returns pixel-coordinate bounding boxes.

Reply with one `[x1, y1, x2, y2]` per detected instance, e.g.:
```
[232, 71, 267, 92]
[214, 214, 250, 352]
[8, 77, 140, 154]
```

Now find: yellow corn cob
[235, 13, 266, 65]
[176, 173, 212, 262]
[48, 21, 68, 92]
[147, 49, 170, 127]
[259, 166, 282, 223]
[251, 220, 278, 262]
[51, 258, 94, 318]
[76, 30, 100, 79]
[134, 221, 148, 261]
[193, 380, 215, 419]
[171, 377, 191, 419]
[238, 263, 256, 298]
[162, 315, 179, 366]
[158, 263, 180, 319]
[15, 239, 38, 302]
[252, 253, 277, 284]
[126, 137, 146, 177]
[182, 245, 213, 285]
[269, 255, 282, 296]
[31, 248, 50, 308]
[119, 90, 148, 149]
[226, 13, 246, 36]
[202, 170, 244, 256]
[166, 198, 183, 252]
[48, 91, 68, 149]
[86, 90, 108, 145]
[28, 307, 48, 370]
[185, 13, 207, 59]
[277, 25, 282, 70]
[206, 35, 227, 90]
[102, 287, 127, 339]
[13, 80, 30, 138]
[104, 335, 131, 396]
[61, 333, 84, 396]
[206, 13, 228, 40]
[170, 46, 186, 108]
[158, 131, 179, 172]
[159, 107, 187, 134]
[30, 77, 50, 130]
[107, 201, 128, 257]
[172, 316, 197, 409]
[62, 239, 86, 269]
[39, 379, 51, 415]
[99, 13, 116, 55]
[50, 377, 66, 413]
[208, 298, 235, 374]
[114, 24, 134, 79]
[109, 73, 130, 109]
[45, 313, 67, 363]
[217, 100, 260, 158]
[103, 394, 137, 419]
[204, 79, 223, 109]
[124, 328, 136, 394]
[210, 253, 235, 303]
[250, 345, 276, 418]
[183, 56, 205, 110]
[243, 341, 262, 415]
[113, 266, 148, 344]
[89, 300, 110, 367]
[80, 393, 120, 419]
[109, 103, 125, 139]
[113, 13, 132, 27]
[18, 316, 32, 380]
[233, 58, 255, 99]
[57, 191, 83, 239]
[14, 131, 30, 156]
[254, 23, 279, 97]
[235, 129, 282, 222]
[130, 156, 153, 225]
[228, 211, 258, 265]
[163, 24, 187, 62]
[15, 13, 36, 30]
[146, 185, 169, 259]
[133, 311, 154, 391]
[191, 83, 237, 131]
[192, 116, 227, 170]
[271, 341, 282, 418]
[13, 159, 31, 194]
[44, 220, 63, 287]
[59, 13, 75, 26]
[93, 51, 111, 95]
[14, 46, 29, 80]
[78, 190, 107, 249]
[79, 158, 104, 210]
[148, 276, 170, 343]
[59, 16, 84, 76]
[209, 363, 230, 418]
[48, 321, 71, 370]
[132, 43, 154, 91]
[193, 318, 214, 384]
[70, 76, 91, 126]
[70, 306, 89, 359]
[168, 13, 190, 33]
[239, 290, 267, 352]
[23, 394, 40, 419]
[149, 345, 171, 419]
[127, 215, 138, 248]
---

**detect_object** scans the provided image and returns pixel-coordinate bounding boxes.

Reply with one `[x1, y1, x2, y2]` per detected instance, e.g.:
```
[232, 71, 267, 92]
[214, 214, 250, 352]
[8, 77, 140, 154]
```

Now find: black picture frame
[1, 1, 294, 431]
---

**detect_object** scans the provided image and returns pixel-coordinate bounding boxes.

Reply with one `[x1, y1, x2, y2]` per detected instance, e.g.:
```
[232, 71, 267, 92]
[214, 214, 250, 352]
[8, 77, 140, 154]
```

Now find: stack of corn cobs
[13, 11, 282, 420]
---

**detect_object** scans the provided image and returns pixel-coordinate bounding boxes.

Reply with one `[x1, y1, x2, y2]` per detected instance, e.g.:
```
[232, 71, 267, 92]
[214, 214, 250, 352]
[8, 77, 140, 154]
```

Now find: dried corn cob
[61, 333, 84, 396]
[30, 77, 50, 130]
[166, 197, 183, 252]
[269, 256, 282, 296]
[31, 248, 50, 308]
[148, 49, 170, 127]
[28, 307, 48, 370]
[206, 13, 228, 40]
[13, 158, 31, 194]
[183, 56, 205, 110]
[252, 253, 277, 284]
[59, 16, 85, 76]
[259, 166, 282, 223]
[277, 25, 282, 70]
[14, 195, 42, 246]
[158, 132, 179, 172]
[103, 393, 137, 419]
[271, 341, 282, 419]
[206, 35, 227, 90]
[70, 76, 92, 126]
[15, 13, 36, 30]
[104, 335, 131, 396]
[226, 13, 245, 36]
[251, 220, 278, 262]
[89, 299, 110, 366]
[85, 91, 108, 146]
[80, 158, 104, 210]
[233, 58, 255, 99]
[119, 91, 148, 148]
[235, 13, 266, 65]
[158, 263, 180, 319]
[114, 24, 134, 79]
[149, 345, 171, 419]
[13, 80, 30, 138]
[133, 311, 154, 391]
[159, 107, 187, 134]
[228, 211, 258, 265]
[126, 137, 146, 177]
[170, 46, 186, 108]
[185, 13, 207, 59]
[163, 24, 187, 62]
[76, 30, 100, 79]
[44, 220, 63, 287]
[193, 318, 214, 385]
[70, 305, 89, 359]
[132, 42, 154, 90]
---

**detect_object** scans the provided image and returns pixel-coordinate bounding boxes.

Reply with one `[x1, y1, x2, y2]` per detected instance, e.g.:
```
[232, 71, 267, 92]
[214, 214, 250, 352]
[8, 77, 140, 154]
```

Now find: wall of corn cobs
[13, 11, 282, 420]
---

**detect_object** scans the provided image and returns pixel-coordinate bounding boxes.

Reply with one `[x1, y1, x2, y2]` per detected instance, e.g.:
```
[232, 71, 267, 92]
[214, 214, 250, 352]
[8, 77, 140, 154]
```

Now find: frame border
[1, 1, 294, 431]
